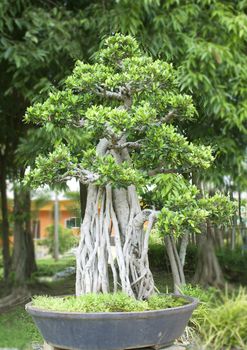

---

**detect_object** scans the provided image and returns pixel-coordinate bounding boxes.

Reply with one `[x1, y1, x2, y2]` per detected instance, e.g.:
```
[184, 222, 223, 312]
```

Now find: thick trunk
[75, 184, 155, 299]
[75, 138, 154, 299]
[12, 185, 37, 285]
[193, 222, 224, 287]
[0, 154, 11, 280]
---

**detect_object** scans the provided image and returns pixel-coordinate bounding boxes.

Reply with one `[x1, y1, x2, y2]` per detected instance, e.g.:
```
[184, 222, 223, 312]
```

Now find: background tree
[0, 0, 86, 283]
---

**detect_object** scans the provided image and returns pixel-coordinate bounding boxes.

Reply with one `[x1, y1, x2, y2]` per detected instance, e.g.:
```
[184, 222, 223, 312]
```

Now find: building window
[65, 217, 80, 229]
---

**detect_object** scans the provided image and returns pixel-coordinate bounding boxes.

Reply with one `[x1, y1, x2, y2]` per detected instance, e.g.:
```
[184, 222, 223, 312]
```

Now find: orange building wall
[39, 210, 53, 238]
[35, 199, 80, 238]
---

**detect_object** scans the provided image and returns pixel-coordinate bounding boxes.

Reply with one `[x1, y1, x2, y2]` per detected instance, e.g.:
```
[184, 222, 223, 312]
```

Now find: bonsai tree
[25, 34, 214, 299]
[142, 173, 235, 291]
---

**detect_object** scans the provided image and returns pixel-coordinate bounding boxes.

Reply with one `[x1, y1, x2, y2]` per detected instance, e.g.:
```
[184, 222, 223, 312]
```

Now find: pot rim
[25, 293, 198, 319]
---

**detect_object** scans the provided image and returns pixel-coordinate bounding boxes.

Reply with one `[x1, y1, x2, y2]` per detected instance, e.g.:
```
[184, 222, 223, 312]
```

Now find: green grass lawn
[0, 256, 77, 348]
[32, 256, 75, 277]
[0, 306, 43, 348]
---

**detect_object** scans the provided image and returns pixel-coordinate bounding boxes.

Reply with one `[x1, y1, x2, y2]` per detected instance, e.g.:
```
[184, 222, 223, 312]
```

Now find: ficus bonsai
[25, 34, 219, 300]
[142, 173, 235, 291]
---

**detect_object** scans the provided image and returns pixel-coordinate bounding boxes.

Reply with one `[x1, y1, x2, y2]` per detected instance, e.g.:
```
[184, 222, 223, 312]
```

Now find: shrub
[42, 225, 79, 255]
[199, 288, 247, 350]
[148, 243, 166, 270]
[217, 247, 247, 284]
[180, 285, 247, 349]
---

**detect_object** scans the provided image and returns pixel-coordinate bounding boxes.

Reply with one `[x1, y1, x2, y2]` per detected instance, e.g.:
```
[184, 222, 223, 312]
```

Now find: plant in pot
[25, 34, 214, 350]
[142, 174, 235, 292]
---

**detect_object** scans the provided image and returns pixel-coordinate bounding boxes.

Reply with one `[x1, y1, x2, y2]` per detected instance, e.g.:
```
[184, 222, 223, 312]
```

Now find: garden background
[0, 1, 247, 349]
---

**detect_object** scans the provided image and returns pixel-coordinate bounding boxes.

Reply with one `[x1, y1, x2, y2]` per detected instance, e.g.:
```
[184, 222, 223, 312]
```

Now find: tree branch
[133, 209, 160, 229]
[95, 85, 124, 101]
[74, 167, 100, 184]
[110, 141, 142, 150]
[95, 84, 132, 110]
[72, 118, 85, 128]
[163, 109, 177, 123]
[148, 167, 192, 176]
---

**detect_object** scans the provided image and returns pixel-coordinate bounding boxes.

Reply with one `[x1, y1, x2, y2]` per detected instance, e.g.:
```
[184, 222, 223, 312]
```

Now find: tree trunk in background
[164, 235, 186, 294]
[0, 153, 11, 280]
[229, 191, 236, 250]
[12, 185, 37, 285]
[193, 221, 225, 288]
[179, 233, 189, 268]
[214, 225, 224, 249]
[53, 192, 59, 261]
[79, 183, 87, 221]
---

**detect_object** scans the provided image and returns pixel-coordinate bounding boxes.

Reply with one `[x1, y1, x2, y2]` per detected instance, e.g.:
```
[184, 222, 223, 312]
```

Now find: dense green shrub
[41, 225, 79, 256]
[148, 231, 197, 274]
[199, 288, 247, 350]
[217, 248, 247, 284]
[181, 285, 247, 350]
[148, 242, 166, 270]
[32, 293, 188, 313]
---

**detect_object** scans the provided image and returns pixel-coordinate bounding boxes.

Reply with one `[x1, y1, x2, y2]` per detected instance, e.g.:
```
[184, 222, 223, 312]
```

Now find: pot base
[43, 342, 186, 350]
[27, 294, 197, 350]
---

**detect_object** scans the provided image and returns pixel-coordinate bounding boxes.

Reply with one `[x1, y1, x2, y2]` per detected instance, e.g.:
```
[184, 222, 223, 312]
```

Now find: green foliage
[25, 90, 87, 126]
[140, 125, 213, 172]
[32, 292, 188, 313]
[180, 284, 217, 304]
[24, 144, 76, 187]
[198, 288, 247, 350]
[0, 0, 88, 196]
[147, 294, 188, 309]
[42, 225, 79, 256]
[180, 284, 247, 349]
[25, 34, 214, 196]
[148, 230, 166, 269]
[199, 192, 236, 225]
[71, 0, 247, 189]
[143, 174, 235, 237]
[217, 247, 247, 284]
[152, 175, 208, 236]
[97, 34, 142, 64]
[0, 1, 85, 100]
